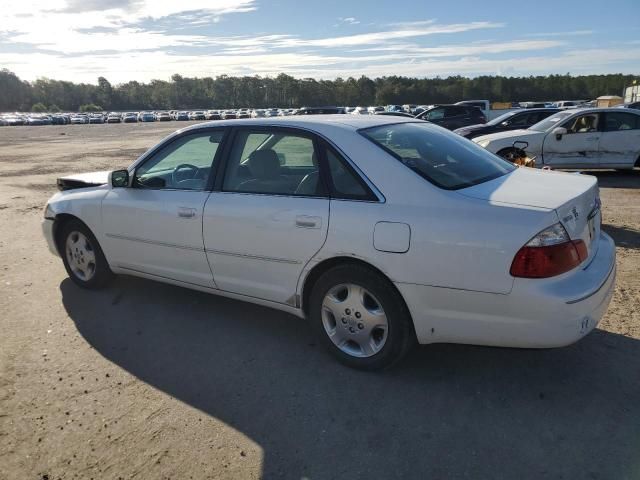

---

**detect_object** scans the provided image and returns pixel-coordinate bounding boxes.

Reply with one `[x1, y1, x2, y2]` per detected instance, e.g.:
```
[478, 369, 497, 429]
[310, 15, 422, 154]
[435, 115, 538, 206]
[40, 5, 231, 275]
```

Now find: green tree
[31, 102, 47, 112]
[79, 103, 102, 112]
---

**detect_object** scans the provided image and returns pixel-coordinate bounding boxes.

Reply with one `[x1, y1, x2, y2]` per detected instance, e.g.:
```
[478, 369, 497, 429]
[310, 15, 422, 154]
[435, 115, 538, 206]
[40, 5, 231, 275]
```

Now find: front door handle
[585, 136, 599, 141]
[178, 207, 197, 218]
[295, 215, 321, 229]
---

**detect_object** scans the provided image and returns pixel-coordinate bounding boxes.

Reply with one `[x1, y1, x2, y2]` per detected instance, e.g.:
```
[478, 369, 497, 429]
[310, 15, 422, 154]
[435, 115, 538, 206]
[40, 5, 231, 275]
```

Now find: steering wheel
[172, 163, 200, 185]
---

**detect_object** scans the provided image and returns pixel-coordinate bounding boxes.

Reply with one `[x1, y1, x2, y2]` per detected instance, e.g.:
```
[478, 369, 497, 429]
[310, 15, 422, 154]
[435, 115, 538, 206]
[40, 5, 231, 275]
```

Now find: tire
[497, 147, 525, 163]
[309, 264, 416, 370]
[58, 219, 113, 289]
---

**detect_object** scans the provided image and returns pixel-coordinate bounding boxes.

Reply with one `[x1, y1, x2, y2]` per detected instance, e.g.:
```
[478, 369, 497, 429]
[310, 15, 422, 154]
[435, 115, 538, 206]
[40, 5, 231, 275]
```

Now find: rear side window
[325, 148, 374, 200]
[360, 122, 515, 190]
[604, 112, 639, 131]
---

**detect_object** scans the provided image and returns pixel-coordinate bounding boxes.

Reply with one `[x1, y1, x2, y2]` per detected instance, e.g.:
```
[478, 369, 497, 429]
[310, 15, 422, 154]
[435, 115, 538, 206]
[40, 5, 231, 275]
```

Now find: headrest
[248, 149, 281, 179]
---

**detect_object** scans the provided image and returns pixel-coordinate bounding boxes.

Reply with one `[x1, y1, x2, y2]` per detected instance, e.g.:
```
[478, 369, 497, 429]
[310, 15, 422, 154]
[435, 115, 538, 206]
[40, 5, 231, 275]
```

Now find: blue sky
[1, 0, 638, 84]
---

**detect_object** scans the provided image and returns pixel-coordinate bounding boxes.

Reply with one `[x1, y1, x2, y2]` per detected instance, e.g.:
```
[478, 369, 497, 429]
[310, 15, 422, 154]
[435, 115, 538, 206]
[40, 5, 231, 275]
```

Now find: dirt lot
[1, 122, 639, 480]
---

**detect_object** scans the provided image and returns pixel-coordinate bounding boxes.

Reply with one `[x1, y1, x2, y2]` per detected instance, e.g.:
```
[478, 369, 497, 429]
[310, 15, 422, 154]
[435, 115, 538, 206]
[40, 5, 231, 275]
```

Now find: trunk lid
[458, 167, 601, 261]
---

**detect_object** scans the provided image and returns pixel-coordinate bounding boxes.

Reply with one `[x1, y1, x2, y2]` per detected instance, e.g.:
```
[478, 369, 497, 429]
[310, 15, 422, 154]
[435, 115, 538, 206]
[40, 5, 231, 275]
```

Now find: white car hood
[57, 170, 110, 191]
[473, 129, 544, 145]
[457, 167, 596, 210]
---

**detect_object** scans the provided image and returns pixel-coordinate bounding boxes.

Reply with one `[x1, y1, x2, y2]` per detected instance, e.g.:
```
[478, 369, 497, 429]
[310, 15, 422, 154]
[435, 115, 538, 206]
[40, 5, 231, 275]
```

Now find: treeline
[0, 69, 635, 112]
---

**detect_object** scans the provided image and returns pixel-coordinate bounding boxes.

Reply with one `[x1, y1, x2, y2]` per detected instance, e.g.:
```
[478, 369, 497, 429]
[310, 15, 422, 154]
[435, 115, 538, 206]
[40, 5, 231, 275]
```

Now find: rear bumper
[398, 231, 617, 348]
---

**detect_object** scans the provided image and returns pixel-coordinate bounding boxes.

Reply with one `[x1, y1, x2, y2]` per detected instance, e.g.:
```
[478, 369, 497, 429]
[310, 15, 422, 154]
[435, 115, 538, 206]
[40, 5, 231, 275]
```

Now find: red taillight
[510, 223, 588, 278]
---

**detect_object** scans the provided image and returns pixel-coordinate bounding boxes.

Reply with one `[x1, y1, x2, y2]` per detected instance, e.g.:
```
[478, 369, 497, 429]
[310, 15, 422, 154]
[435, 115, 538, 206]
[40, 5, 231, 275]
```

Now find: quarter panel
[314, 195, 555, 295]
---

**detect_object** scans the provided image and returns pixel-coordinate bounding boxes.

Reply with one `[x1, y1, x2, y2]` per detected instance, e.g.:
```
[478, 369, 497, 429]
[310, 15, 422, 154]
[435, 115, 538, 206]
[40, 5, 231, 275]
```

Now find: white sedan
[43, 116, 616, 370]
[473, 108, 640, 169]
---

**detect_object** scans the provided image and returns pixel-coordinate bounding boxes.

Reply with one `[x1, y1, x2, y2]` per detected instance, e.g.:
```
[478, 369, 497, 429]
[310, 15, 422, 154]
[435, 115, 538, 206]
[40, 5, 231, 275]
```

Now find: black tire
[497, 147, 525, 163]
[58, 219, 113, 289]
[309, 264, 416, 371]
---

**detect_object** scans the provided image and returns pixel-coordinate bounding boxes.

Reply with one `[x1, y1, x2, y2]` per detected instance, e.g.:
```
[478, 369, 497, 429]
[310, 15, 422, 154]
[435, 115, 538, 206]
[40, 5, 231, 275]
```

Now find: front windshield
[361, 122, 515, 190]
[487, 111, 518, 126]
[529, 111, 574, 132]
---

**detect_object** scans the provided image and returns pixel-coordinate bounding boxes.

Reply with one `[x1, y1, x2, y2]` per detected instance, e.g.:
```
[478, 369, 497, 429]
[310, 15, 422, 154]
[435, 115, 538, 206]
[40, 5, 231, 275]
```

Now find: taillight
[510, 223, 588, 278]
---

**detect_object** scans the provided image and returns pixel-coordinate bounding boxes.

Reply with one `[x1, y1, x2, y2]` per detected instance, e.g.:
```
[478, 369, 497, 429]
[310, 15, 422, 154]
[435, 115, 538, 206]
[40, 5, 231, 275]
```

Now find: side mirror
[109, 169, 129, 188]
[501, 121, 510, 127]
[552, 127, 567, 140]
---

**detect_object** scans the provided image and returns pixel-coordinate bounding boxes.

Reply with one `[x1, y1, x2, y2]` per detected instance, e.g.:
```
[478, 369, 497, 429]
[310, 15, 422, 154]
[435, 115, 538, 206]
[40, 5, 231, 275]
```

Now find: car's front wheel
[497, 147, 526, 163]
[59, 219, 113, 289]
[309, 264, 415, 370]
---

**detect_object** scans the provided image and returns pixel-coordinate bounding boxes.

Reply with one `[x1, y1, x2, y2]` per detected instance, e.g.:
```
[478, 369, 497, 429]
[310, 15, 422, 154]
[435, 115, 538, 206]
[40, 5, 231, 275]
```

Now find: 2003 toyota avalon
[42, 116, 616, 370]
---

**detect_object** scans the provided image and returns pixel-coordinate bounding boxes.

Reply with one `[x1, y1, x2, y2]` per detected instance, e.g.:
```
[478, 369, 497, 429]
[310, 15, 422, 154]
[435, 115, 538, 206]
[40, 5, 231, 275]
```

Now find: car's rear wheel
[309, 264, 415, 370]
[59, 219, 113, 289]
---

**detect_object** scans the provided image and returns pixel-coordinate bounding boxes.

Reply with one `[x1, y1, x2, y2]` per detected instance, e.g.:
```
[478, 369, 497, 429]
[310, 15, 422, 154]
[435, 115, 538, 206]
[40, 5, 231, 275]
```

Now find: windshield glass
[487, 111, 518, 126]
[529, 111, 574, 132]
[361, 122, 515, 190]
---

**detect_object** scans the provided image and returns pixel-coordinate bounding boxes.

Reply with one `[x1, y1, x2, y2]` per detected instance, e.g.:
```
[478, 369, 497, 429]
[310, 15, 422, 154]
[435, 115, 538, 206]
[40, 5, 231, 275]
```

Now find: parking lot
[0, 122, 639, 479]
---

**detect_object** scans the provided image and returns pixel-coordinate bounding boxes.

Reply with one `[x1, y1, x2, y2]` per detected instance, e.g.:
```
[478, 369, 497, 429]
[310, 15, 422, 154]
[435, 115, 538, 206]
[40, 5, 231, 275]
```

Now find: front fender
[47, 186, 110, 241]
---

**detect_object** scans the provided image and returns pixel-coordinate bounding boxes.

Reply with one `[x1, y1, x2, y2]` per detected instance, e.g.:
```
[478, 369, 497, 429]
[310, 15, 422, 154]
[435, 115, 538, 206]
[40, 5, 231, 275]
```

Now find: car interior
[565, 114, 599, 133]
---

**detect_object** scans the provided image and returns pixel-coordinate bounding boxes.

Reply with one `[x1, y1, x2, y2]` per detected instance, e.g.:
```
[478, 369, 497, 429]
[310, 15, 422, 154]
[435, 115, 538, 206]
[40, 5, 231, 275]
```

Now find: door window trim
[319, 141, 378, 202]
[131, 127, 230, 192]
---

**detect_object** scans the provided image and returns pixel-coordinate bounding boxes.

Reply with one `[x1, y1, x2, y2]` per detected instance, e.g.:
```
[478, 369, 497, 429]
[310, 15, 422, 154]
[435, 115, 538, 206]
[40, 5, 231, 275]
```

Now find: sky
[0, 0, 639, 84]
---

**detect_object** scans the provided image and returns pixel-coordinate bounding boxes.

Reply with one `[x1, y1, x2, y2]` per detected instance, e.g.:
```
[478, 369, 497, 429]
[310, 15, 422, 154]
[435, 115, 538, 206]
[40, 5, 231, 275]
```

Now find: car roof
[180, 114, 417, 133]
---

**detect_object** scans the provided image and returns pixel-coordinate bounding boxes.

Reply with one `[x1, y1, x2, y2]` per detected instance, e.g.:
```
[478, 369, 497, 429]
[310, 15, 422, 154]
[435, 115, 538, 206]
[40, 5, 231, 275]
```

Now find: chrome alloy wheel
[65, 231, 97, 281]
[321, 283, 389, 358]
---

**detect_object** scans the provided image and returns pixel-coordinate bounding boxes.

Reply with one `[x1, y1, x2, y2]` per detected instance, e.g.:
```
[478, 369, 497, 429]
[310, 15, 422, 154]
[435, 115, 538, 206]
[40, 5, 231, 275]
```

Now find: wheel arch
[52, 213, 92, 254]
[300, 256, 410, 319]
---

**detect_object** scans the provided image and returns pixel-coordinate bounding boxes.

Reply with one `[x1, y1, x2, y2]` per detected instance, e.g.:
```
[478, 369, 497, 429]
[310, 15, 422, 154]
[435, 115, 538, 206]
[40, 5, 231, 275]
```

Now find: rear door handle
[295, 215, 321, 229]
[178, 207, 197, 218]
[585, 136, 599, 141]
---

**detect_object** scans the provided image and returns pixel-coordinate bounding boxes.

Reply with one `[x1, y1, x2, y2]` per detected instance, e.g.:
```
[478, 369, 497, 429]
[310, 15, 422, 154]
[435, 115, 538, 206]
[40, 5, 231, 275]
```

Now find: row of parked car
[3, 100, 638, 128]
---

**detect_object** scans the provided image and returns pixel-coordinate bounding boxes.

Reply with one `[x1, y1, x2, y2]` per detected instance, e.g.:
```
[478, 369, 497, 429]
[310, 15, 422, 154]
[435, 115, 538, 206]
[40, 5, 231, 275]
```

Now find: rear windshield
[360, 122, 515, 190]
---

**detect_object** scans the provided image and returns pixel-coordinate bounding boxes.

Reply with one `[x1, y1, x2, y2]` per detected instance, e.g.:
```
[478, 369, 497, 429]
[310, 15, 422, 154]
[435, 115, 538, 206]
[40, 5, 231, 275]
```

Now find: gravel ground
[1, 122, 639, 480]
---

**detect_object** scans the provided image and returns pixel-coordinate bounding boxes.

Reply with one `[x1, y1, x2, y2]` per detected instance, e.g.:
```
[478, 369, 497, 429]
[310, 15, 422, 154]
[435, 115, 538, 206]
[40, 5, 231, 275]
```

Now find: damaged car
[473, 108, 640, 170]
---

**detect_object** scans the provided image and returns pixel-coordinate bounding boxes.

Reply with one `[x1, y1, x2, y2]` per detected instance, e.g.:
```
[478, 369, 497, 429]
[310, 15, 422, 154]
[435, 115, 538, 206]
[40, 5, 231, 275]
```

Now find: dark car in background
[615, 101, 640, 110]
[123, 112, 138, 123]
[88, 114, 104, 124]
[454, 108, 561, 139]
[415, 104, 486, 130]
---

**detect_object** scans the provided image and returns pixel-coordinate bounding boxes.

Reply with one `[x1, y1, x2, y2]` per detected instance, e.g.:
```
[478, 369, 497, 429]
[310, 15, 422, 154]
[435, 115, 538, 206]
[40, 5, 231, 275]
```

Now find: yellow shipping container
[491, 102, 512, 110]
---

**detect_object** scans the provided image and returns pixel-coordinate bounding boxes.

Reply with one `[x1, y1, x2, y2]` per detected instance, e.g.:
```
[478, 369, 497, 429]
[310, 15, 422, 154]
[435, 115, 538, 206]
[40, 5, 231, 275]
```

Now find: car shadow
[583, 169, 640, 189]
[61, 276, 640, 479]
[602, 223, 640, 250]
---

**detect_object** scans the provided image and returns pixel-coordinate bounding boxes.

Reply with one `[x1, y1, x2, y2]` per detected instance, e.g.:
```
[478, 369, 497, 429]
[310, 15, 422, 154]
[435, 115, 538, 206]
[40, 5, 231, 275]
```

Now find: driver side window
[563, 114, 599, 134]
[134, 131, 224, 190]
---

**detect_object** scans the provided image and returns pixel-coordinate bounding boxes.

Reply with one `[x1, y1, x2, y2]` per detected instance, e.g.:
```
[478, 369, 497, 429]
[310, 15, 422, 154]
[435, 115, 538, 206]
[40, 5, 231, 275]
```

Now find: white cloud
[524, 30, 593, 37]
[0, 0, 257, 34]
[350, 39, 565, 58]
[275, 21, 503, 48]
[2, 43, 638, 84]
[337, 17, 360, 25]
